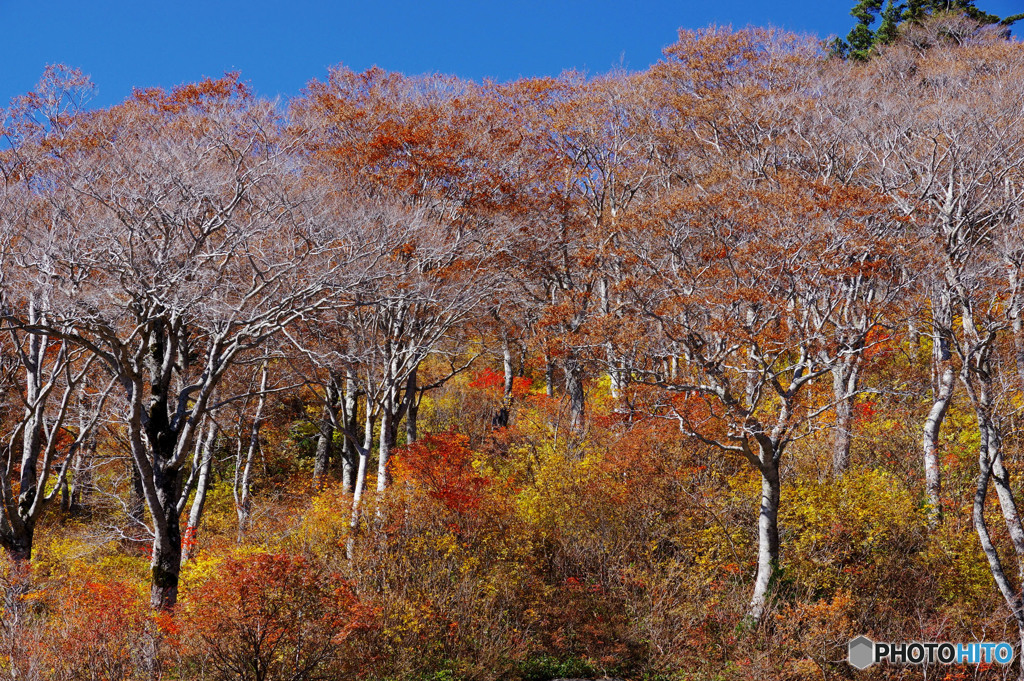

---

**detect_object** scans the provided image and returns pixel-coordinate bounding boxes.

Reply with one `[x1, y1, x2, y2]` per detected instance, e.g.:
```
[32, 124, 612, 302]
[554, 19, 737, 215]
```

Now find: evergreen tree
[833, 0, 1023, 60]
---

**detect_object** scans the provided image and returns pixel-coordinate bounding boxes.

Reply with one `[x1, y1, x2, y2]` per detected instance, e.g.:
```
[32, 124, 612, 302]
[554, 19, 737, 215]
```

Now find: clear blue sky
[2, 0, 1023, 108]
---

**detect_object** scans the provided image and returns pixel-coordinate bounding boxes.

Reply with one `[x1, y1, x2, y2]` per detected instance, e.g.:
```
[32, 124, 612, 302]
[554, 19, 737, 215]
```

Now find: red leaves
[469, 369, 532, 400]
[853, 400, 878, 424]
[182, 525, 199, 556]
[511, 376, 534, 399]
[392, 431, 489, 515]
[469, 367, 504, 391]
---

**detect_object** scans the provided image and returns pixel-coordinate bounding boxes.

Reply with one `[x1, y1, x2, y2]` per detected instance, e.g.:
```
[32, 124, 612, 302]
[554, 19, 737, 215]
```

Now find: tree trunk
[150, 461, 183, 610]
[183, 420, 216, 563]
[748, 458, 780, 623]
[502, 338, 514, 400]
[972, 413, 1024, 678]
[609, 353, 623, 399]
[545, 353, 555, 398]
[350, 406, 376, 523]
[68, 435, 95, 514]
[961, 333, 1024, 680]
[5, 524, 34, 563]
[1010, 266, 1024, 391]
[141, 360, 188, 610]
[347, 405, 377, 558]
[923, 336, 954, 528]
[0, 332, 101, 563]
[128, 458, 147, 526]
[235, 363, 267, 541]
[339, 374, 359, 492]
[402, 366, 419, 444]
[354, 407, 375, 505]
[563, 352, 585, 430]
[406, 395, 419, 444]
[377, 407, 393, 492]
[607, 345, 623, 401]
[923, 295, 955, 528]
[600, 276, 623, 399]
[312, 415, 333, 488]
[5, 357, 45, 562]
[235, 439, 256, 540]
[831, 358, 859, 476]
[68, 396, 99, 514]
[314, 379, 339, 487]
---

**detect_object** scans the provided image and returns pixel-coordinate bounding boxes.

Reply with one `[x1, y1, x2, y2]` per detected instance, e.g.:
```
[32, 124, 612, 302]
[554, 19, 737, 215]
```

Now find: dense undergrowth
[0, 361, 1013, 681]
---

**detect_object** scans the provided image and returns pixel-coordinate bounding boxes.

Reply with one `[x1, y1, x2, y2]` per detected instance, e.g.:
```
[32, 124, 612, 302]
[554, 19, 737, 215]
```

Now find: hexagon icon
[848, 636, 875, 670]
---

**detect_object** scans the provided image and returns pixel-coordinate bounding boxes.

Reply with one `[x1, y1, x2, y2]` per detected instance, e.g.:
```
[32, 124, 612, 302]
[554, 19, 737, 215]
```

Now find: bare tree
[8, 77, 369, 608]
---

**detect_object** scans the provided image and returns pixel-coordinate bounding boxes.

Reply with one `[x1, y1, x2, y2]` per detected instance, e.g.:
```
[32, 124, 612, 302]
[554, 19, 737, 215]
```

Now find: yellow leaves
[31, 532, 149, 586]
[290, 482, 354, 560]
[385, 599, 436, 638]
[921, 527, 992, 606]
[178, 551, 226, 594]
[781, 468, 924, 595]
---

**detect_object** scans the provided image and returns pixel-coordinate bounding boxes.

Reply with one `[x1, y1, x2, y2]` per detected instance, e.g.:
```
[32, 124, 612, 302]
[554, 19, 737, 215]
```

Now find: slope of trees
[1, 15, 1024, 681]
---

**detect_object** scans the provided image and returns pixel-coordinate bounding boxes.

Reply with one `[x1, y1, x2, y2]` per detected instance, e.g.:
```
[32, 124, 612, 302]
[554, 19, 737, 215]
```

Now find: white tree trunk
[748, 458, 780, 623]
[183, 420, 217, 562]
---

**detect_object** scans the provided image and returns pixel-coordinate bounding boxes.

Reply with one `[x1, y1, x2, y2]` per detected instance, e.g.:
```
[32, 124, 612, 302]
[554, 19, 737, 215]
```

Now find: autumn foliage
[3, 11, 1024, 681]
[392, 431, 489, 516]
[34, 574, 152, 680]
[177, 553, 370, 681]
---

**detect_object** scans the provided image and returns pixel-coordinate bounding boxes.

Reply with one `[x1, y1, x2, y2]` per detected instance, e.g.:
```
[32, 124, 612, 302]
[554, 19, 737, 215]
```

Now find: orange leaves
[391, 241, 417, 260]
[862, 326, 894, 361]
[36, 574, 151, 680]
[392, 431, 489, 516]
[668, 389, 716, 425]
[132, 73, 249, 115]
[296, 66, 501, 218]
[179, 553, 371, 679]
[510, 376, 534, 400]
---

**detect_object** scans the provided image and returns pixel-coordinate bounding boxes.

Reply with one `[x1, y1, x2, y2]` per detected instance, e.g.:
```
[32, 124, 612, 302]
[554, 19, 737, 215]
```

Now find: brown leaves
[132, 72, 249, 115]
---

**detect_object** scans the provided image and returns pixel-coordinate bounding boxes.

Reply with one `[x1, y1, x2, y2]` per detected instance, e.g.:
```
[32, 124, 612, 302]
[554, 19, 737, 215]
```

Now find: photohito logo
[848, 636, 1015, 669]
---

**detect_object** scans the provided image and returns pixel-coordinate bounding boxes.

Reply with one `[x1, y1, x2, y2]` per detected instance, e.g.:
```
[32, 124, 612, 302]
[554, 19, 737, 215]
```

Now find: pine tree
[833, 0, 1023, 61]
[846, 0, 885, 60]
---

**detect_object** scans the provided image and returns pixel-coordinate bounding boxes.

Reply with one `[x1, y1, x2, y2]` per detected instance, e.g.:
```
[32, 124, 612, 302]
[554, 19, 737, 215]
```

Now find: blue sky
[2, 0, 1023, 107]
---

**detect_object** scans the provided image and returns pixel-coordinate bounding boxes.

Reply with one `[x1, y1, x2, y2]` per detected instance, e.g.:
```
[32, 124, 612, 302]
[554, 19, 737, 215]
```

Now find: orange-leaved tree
[179, 553, 371, 681]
